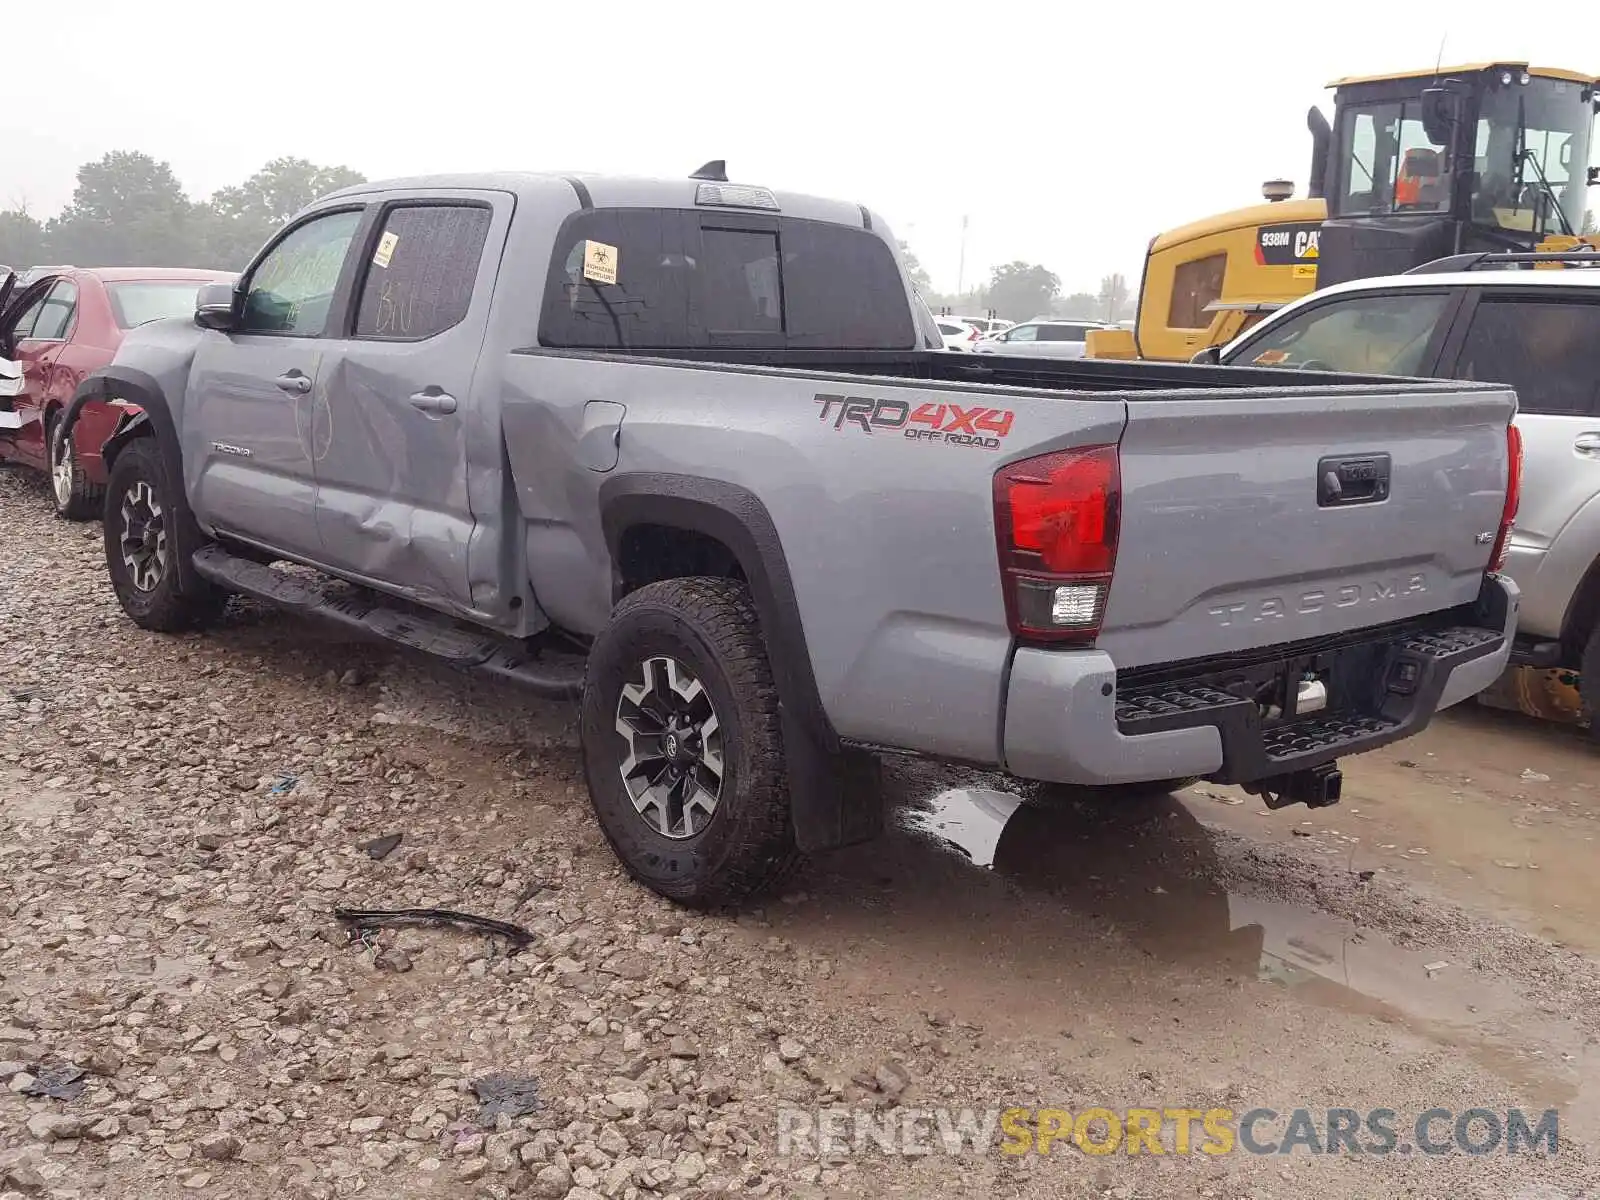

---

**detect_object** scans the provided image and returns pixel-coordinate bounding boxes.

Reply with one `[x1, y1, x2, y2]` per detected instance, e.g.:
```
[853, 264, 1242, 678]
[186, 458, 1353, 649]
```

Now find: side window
[31, 280, 78, 340]
[354, 205, 493, 340]
[1453, 298, 1600, 417]
[241, 210, 363, 336]
[1007, 324, 1038, 343]
[1228, 292, 1452, 376]
[4, 289, 49, 342]
[1168, 253, 1226, 329]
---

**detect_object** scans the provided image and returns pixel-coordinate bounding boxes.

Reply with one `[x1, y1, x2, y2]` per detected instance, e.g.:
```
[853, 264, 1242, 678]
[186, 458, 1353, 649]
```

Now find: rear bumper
[1002, 575, 1518, 788]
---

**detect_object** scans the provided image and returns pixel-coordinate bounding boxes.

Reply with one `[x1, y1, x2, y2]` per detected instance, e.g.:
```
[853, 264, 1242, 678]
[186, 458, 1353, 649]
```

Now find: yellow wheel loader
[1089, 63, 1600, 362]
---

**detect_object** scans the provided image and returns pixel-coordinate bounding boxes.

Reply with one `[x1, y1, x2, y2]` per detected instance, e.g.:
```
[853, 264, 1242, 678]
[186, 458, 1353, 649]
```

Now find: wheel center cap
[664, 732, 680, 760]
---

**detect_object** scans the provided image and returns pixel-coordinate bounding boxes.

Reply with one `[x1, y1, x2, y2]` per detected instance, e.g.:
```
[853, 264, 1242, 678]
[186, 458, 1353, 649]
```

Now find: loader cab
[1318, 64, 1599, 286]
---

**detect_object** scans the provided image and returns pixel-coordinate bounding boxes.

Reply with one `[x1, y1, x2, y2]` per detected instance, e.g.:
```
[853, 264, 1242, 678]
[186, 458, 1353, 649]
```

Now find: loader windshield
[1334, 100, 1452, 216]
[1472, 76, 1594, 238]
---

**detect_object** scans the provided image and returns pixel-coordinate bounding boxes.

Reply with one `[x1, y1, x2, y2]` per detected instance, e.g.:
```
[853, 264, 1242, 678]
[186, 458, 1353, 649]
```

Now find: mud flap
[784, 710, 883, 854]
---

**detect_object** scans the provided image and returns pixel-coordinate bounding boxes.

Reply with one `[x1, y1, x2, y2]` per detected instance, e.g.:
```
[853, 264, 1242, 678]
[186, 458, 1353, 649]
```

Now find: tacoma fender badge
[211, 442, 252, 458]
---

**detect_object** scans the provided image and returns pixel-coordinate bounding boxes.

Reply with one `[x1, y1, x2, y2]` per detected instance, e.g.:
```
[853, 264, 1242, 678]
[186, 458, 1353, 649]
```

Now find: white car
[959, 316, 1014, 338]
[971, 319, 1111, 359]
[934, 317, 984, 352]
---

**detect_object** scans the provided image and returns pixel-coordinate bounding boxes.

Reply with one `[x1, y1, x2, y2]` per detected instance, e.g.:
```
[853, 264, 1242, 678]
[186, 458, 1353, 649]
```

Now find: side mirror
[1189, 345, 1222, 366]
[194, 281, 239, 331]
[1420, 88, 1459, 148]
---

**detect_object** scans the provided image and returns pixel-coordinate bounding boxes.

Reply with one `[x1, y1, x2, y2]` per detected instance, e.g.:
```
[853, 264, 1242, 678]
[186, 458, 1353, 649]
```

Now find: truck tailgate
[1095, 383, 1516, 670]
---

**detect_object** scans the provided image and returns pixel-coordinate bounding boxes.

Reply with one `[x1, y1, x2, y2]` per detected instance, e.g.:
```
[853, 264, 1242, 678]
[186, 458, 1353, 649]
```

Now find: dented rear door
[313, 193, 511, 610]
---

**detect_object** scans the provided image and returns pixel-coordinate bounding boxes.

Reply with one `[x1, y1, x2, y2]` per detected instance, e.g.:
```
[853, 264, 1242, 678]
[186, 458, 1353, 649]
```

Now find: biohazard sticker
[373, 231, 400, 269]
[582, 240, 619, 286]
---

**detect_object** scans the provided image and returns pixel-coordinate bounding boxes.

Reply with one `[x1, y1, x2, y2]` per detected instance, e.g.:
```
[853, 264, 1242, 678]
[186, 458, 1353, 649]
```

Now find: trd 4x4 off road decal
[814, 394, 1014, 450]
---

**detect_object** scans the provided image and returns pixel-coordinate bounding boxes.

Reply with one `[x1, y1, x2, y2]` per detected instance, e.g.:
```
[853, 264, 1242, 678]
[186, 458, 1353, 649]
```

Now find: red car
[0, 266, 234, 518]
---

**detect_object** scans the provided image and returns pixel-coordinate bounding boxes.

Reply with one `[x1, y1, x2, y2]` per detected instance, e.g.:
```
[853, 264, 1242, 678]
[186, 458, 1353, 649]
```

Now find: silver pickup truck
[64, 166, 1521, 906]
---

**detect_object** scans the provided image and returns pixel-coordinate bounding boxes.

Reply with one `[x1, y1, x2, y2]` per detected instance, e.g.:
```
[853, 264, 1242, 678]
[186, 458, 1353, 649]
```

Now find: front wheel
[580, 577, 799, 908]
[103, 438, 225, 632]
[47, 413, 104, 521]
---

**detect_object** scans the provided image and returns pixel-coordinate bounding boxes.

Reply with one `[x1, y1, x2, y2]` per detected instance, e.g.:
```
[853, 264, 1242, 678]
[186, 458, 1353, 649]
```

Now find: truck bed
[523, 345, 1487, 397]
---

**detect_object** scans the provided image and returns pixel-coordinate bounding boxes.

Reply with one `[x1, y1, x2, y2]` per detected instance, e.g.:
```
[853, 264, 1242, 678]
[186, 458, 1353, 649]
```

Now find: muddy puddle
[898, 784, 1598, 1139]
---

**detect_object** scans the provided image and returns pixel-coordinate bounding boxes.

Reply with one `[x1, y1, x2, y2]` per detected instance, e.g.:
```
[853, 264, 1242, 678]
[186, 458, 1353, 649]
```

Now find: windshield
[1472, 76, 1594, 238]
[106, 280, 214, 329]
[1334, 100, 1451, 216]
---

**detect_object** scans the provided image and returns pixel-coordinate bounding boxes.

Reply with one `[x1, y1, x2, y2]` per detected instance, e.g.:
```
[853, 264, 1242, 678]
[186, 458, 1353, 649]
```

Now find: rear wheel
[103, 438, 225, 632]
[580, 577, 798, 908]
[47, 413, 103, 521]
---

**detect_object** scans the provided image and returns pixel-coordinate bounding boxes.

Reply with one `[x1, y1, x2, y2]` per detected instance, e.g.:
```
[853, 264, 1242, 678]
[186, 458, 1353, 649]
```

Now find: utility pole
[956, 215, 969, 297]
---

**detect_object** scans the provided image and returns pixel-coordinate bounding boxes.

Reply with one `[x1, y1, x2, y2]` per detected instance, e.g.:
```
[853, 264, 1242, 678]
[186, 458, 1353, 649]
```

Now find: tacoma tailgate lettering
[1208, 575, 1428, 626]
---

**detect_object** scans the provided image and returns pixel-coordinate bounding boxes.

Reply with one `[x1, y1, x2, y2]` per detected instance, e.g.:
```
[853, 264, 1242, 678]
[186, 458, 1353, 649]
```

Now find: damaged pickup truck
[64, 165, 1522, 906]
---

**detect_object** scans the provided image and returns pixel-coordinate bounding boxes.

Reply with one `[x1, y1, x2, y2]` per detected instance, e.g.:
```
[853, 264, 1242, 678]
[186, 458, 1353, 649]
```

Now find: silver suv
[1213, 252, 1600, 737]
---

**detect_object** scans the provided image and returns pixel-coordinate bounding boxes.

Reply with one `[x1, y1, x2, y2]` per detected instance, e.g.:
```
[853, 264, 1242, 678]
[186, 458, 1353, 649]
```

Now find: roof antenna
[1433, 33, 1448, 78]
[690, 160, 728, 182]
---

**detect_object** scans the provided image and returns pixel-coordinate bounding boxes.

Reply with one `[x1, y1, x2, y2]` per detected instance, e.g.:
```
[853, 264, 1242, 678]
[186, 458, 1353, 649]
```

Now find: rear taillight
[1488, 422, 1522, 574]
[968, 328, 982, 341]
[993, 445, 1120, 643]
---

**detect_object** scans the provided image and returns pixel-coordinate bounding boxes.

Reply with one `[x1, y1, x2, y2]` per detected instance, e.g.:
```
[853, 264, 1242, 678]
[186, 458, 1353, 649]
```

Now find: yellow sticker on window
[582, 240, 619, 286]
[373, 231, 400, 269]
[1253, 349, 1290, 366]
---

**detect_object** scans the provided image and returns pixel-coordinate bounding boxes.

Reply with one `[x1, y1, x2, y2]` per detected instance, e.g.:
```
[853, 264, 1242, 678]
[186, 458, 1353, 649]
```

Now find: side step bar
[191, 545, 584, 700]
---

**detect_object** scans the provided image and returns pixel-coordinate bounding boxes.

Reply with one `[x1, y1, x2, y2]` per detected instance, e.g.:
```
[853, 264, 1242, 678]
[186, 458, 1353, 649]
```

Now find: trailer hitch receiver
[1243, 763, 1343, 810]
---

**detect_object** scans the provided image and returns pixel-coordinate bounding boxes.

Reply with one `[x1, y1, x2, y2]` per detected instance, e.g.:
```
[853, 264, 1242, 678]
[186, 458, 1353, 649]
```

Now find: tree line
[906, 246, 1133, 325]
[0, 151, 366, 273]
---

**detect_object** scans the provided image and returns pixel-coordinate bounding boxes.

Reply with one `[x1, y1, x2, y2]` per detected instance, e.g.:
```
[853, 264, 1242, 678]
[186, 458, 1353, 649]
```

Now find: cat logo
[1256, 221, 1323, 267]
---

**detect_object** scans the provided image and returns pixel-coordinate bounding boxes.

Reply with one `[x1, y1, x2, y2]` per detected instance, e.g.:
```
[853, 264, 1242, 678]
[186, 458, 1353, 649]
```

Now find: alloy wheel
[615, 655, 725, 839]
[50, 429, 74, 509]
[119, 481, 168, 593]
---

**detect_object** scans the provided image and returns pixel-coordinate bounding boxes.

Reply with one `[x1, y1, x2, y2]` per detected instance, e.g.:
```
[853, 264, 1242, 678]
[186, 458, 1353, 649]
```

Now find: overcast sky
[3, 2, 1594, 294]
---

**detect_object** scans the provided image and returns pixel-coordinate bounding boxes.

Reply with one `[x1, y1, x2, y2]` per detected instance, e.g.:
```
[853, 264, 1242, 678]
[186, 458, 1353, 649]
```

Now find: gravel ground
[1, 462, 1597, 1200]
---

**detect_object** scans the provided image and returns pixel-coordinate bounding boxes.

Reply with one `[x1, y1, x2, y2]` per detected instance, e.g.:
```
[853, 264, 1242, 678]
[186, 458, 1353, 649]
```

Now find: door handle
[274, 372, 312, 395]
[1575, 432, 1600, 456]
[408, 389, 458, 415]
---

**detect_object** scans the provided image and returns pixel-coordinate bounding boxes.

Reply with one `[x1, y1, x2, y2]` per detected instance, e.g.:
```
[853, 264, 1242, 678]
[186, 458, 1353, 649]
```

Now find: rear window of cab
[538, 209, 915, 351]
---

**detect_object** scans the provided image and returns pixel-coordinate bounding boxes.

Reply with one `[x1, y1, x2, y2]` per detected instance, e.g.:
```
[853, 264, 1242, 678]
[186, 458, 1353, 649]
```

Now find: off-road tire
[1022, 777, 1201, 810]
[47, 412, 104, 521]
[581, 577, 799, 908]
[103, 438, 226, 632]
